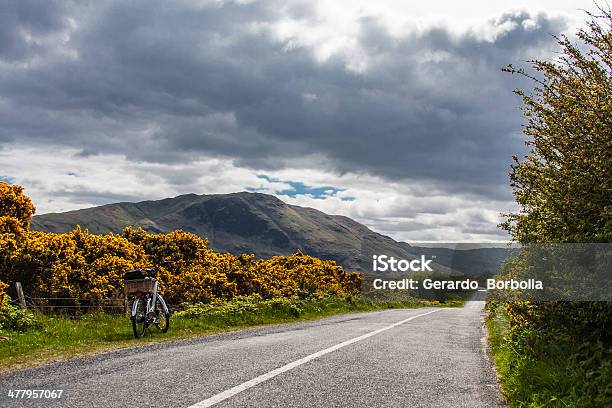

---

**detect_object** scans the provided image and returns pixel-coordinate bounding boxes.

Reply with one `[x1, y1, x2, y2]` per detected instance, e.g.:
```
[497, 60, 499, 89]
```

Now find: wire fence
[23, 294, 130, 314]
[8, 283, 128, 313]
[7, 282, 178, 314]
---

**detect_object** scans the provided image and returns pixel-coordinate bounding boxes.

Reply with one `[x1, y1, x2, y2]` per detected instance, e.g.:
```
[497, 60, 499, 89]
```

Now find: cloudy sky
[0, 0, 590, 242]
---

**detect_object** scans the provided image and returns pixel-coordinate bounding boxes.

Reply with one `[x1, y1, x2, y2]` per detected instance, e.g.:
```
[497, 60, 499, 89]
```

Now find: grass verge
[0, 295, 461, 372]
[486, 302, 611, 408]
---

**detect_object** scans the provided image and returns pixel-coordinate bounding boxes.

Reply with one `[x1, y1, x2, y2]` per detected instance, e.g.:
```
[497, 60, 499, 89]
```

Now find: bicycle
[123, 267, 170, 338]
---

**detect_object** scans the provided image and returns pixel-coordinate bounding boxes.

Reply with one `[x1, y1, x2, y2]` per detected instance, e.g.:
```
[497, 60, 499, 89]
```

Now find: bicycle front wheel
[131, 296, 147, 338]
[154, 294, 170, 333]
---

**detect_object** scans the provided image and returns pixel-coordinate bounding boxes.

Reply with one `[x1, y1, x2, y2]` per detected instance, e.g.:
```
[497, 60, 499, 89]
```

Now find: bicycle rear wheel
[131, 296, 147, 338]
[154, 294, 170, 333]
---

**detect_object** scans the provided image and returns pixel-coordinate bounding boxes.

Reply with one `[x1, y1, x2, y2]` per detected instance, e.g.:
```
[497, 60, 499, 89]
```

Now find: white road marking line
[187, 309, 442, 408]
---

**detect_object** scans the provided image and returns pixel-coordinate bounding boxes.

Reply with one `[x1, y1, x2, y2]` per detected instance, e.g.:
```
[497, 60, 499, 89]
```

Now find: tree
[501, 5, 611, 244]
[497, 1, 611, 352]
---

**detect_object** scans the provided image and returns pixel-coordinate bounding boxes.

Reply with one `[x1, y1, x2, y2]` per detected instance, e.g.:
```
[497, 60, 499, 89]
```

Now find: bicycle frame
[130, 279, 169, 319]
[149, 279, 158, 314]
[151, 280, 170, 315]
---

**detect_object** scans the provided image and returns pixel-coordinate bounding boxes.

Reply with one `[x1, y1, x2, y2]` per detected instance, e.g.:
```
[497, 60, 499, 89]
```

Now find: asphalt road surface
[0, 301, 505, 407]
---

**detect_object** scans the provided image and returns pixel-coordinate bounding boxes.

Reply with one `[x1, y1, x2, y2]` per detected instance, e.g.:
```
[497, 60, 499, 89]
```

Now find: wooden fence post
[15, 282, 27, 309]
[124, 290, 129, 315]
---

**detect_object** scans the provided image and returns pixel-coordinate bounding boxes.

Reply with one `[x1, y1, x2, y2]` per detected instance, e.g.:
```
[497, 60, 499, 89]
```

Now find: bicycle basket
[124, 278, 155, 294]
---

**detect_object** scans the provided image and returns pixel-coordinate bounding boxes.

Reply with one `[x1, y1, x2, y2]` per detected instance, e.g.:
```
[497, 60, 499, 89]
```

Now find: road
[0, 301, 504, 407]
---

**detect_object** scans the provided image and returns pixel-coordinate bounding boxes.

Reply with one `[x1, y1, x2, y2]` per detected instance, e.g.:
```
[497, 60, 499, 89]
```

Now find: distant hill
[31, 192, 509, 276]
[407, 245, 515, 277]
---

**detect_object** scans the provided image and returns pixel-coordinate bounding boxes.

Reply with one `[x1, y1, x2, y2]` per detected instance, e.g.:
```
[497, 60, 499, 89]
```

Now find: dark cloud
[0, 1, 567, 201]
[0, 0, 71, 61]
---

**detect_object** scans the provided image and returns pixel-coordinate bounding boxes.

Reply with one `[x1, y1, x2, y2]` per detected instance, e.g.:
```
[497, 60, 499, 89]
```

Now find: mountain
[31, 192, 420, 275]
[406, 245, 515, 277]
[31, 192, 509, 276]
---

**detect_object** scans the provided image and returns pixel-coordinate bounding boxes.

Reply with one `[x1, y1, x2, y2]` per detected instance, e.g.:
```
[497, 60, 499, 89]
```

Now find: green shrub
[0, 294, 41, 332]
[487, 302, 611, 408]
[175, 294, 304, 320]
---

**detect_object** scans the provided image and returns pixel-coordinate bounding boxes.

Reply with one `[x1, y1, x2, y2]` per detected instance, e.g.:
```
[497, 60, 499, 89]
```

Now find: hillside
[31, 192, 509, 276]
[31, 192, 421, 275]
[406, 244, 515, 277]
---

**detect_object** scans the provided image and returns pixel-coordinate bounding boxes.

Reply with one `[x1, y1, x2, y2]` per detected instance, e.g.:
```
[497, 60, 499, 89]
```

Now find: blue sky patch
[249, 175, 354, 201]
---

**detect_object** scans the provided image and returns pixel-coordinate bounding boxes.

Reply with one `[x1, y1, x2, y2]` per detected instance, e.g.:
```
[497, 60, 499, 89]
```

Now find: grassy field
[486, 303, 610, 408]
[0, 295, 461, 372]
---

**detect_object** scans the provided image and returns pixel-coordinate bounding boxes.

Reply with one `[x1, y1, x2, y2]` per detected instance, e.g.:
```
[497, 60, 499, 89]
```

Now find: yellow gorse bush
[0, 183, 35, 230]
[0, 182, 362, 307]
